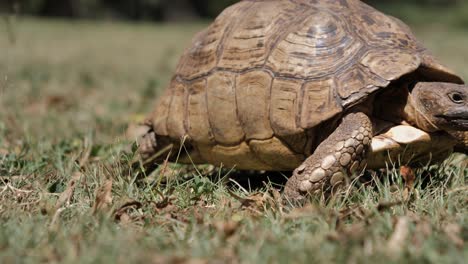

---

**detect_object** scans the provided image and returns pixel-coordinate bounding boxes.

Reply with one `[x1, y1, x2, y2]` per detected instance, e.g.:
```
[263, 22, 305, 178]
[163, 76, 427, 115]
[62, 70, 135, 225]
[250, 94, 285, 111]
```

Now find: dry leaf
[400, 166, 415, 186]
[55, 172, 82, 210]
[400, 165, 416, 199]
[227, 190, 270, 213]
[92, 179, 113, 215]
[376, 200, 403, 212]
[114, 200, 143, 223]
[268, 187, 284, 213]
[77, 137, 92, 168]
[214, 221, 240, 238]
[387, 216, 409, 255]
[270, 188, 282, 204]
[151, 256, 208, 264]
[45, 95, 72, 110]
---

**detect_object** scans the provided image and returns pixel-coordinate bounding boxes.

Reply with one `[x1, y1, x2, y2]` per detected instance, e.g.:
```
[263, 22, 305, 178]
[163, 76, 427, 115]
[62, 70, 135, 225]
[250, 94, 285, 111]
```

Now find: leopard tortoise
[131, 0, 468, 202]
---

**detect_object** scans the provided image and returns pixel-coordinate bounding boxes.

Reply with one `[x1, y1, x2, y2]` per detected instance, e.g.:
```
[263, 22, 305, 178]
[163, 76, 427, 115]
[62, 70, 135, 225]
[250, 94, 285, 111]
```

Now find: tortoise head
[409, 82, 468, 146]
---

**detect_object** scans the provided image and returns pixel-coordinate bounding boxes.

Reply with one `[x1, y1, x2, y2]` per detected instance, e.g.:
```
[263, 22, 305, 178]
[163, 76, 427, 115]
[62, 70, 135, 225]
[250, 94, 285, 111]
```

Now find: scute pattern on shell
[149, 0, 463, 171]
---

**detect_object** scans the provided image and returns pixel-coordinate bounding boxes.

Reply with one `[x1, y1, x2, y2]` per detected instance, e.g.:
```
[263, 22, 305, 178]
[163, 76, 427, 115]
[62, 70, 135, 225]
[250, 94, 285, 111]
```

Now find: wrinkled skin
[411, 82, 468, 154]
[409, 83, 468, 133]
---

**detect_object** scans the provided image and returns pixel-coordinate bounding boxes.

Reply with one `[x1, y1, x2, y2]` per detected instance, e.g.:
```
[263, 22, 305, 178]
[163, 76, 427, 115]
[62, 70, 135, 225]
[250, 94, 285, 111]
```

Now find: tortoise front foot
[284, 112, 373, 203]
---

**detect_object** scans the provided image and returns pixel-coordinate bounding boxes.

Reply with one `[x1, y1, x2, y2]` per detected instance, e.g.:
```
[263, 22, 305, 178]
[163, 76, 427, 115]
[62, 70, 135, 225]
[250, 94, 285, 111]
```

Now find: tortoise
[131, 0, 468, 202]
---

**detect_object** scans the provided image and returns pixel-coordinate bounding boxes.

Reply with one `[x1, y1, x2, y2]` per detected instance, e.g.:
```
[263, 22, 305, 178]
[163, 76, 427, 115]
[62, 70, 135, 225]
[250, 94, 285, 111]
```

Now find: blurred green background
[1, 0, 468, 143]
[1, 0, 467, 24]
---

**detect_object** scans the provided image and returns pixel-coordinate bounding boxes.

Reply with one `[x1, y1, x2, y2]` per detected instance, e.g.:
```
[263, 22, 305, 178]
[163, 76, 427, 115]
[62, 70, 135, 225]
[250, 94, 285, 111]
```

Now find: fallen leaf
[214, 220, 240, 238]
[270, 188, 282, 204]
[400, 166, 416, 200]
[77, 137, 92, 169]
[113, 200, 143, 223]
[269, 187, 284, 213]
[45, 95, 72, 110]
[228, 189, 262, 208]
[55, 172, 82, 210]
[376, 200, 403, 212]
[151, 255, 208, 264]
[92, 179, 113, 215]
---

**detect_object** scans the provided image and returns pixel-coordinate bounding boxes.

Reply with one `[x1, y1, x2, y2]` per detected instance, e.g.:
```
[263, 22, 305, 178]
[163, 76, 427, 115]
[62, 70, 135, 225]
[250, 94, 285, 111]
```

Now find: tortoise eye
[449, 93, 464, 104]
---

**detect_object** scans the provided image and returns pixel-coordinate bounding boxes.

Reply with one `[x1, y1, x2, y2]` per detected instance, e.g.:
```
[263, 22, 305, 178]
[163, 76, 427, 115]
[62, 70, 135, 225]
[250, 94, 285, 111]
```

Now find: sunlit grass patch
[0, 124, 466, 263]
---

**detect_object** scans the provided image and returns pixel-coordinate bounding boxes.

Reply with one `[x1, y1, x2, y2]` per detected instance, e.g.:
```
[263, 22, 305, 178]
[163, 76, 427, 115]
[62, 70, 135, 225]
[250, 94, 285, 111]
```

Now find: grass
[0, 8, 467, 264]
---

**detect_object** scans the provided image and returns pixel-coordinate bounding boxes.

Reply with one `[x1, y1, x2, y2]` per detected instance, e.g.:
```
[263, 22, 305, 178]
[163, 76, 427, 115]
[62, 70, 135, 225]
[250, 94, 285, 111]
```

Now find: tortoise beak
[436, 109, 468, 130]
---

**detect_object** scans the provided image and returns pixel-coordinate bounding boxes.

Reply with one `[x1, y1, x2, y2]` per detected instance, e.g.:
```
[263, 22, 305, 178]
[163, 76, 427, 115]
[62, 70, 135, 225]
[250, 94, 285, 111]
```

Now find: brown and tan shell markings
[149, 0, 463, 170]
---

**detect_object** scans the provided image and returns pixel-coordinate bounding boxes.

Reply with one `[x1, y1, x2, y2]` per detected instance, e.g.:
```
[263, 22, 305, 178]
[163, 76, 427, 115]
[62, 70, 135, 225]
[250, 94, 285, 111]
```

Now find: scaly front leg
[284, 112, 373, 203]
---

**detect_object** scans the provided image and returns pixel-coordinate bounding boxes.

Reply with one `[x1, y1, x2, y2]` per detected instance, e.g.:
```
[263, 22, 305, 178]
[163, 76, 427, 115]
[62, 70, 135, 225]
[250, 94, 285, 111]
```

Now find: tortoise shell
[148, 0, 463, 171]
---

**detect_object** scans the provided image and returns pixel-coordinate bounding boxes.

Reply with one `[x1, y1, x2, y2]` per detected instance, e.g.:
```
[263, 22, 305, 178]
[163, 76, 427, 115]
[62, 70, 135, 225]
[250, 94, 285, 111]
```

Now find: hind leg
[136, 129, 158, 160]
[127, 120, 174, 171]
[284, 112, 373, 203]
